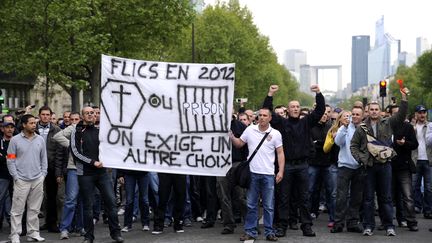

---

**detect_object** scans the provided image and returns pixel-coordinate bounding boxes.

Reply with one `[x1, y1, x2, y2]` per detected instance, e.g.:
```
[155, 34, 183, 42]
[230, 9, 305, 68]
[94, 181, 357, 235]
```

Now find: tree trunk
[90, 61, 101, 106]
[70, 86, 81, 112]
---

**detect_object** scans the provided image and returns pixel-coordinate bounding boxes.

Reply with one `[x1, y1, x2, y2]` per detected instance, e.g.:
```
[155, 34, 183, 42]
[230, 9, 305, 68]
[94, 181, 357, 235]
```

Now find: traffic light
[379, 80, 387, 97]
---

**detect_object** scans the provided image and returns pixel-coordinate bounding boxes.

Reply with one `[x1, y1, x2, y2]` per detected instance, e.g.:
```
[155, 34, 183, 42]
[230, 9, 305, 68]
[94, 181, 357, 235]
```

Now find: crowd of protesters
[1, 83, 432, 242]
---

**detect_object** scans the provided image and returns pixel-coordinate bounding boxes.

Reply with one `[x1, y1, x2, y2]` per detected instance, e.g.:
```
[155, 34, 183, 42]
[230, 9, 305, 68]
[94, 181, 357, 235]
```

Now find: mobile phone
[30, 104, 36, 108]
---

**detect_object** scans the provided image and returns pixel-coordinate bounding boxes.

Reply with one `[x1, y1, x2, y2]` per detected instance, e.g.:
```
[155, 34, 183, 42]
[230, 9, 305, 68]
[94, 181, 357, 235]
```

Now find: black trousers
[216, 162, 247, 228]
[79, 173, 121, 241]
[277, 162, 312, 230]
[334, 166, 365, 228]
[189, 175, 202, 219]
[45, 169, 58, 228]
[154, 173, 186, 229]
[393, 169, 417, 226]
[201, 176, 217, 224]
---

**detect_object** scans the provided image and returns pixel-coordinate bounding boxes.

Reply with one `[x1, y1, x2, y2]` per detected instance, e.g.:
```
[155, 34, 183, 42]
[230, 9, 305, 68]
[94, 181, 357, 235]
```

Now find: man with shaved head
[263, 84, 326, 237]
[244, 109, 256, 125]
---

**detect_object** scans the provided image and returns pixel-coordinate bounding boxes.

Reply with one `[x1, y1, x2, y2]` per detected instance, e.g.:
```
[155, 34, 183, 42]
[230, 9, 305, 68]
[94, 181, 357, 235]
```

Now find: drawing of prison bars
[177, 85, 229, 133]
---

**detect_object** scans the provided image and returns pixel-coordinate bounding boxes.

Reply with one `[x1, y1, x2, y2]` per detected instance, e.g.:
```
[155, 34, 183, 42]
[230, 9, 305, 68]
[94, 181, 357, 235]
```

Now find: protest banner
[99, 55, 235, 176]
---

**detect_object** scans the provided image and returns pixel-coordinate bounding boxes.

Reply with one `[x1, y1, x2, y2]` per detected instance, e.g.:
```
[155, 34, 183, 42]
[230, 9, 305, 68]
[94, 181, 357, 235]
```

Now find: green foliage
[0, 0, 303, 108]
[337, 95, 364, 110]
[392, 62, 432, 114]
[417, 50, 432, 90]
[0, 0, 194, 105]
[295, 92, 315, 107]
[168, 0, 300, 109]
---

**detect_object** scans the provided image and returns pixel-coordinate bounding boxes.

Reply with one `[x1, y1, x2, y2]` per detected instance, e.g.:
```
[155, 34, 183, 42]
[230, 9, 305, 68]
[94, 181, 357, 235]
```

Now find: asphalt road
[1, 213, 432, 243]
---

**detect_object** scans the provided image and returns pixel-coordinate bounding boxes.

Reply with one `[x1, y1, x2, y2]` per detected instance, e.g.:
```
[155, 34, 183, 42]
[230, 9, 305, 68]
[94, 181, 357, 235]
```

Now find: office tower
[351, 35, 370, 92]
[398, 52, 416, 67]
[416, 37, 430, 57]
[299, 64, 312, 93]
[283, 49, 307, 73]
[368, 16, 400, 85]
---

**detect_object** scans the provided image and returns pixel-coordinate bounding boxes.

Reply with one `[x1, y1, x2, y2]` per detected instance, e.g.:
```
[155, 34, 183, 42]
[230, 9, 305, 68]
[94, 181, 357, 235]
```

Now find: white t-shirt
[416, 123, 428, 160]
[240, 124, 283, 175]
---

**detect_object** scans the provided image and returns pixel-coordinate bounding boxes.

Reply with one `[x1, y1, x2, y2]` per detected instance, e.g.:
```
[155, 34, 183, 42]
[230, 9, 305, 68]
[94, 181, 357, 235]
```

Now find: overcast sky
[204, 0, 432, 91]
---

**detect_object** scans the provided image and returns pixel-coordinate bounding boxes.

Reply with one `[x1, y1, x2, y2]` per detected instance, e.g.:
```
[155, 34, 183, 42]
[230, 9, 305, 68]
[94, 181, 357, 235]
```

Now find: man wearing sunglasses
[71, 107, 123, 243]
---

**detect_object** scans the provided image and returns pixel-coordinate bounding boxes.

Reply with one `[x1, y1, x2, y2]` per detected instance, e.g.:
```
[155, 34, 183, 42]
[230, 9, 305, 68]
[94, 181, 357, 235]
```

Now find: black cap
[415, 105, 427, 112]
[2, 122, 15, 127]
[334, 107, 342, 113]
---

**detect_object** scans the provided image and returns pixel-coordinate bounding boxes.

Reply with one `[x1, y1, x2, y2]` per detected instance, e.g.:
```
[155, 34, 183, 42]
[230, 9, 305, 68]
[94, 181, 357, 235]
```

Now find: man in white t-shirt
[230, 108, 284, 241]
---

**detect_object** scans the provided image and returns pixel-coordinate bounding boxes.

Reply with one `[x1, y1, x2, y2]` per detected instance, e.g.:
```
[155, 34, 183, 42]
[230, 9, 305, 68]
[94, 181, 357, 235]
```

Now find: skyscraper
[283, 49, 307, 73]
[299, 64, 312, 93]
[368, 16, 400, 85]
[351, 35, 370, 92]
[416, 37, 430, 57]
[398, 52, 416, 67]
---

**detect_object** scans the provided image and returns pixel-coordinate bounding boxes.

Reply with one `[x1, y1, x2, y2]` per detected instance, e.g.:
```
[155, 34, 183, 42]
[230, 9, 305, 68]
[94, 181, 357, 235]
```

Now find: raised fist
[268, 85, 279, 96]
[310, 84, 320, 93]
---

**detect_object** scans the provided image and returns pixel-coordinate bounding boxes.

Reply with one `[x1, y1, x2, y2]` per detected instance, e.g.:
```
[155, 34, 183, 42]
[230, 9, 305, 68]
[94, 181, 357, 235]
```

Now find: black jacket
[262, 93, 326, 163]
[309, 122, 332, 166]
[55, 144, 69, 178]
[71, 121, 104, 176]
[36, 122, 61, 170]
[230, 119, 248, 162]
[391, 121, 418, 171]
[0, 137, 11, 180]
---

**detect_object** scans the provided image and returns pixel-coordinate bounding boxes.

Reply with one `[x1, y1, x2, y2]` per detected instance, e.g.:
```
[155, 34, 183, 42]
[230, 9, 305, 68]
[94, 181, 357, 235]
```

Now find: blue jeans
[363, 163, 394, 230]
[133, 186, 140, 218]
[0, 178, 11, 226]
[59, 169, 83, 232]
[92, 189, 101, 221]
[184, 175, 192, 220]
[124, 173, 149, 227]
[148, 172, 159, 208]
[308, 164, 337, 222]
[413, 160, 432, 214]
[244, 172, 275, 238]
[78, 172, 121, 240]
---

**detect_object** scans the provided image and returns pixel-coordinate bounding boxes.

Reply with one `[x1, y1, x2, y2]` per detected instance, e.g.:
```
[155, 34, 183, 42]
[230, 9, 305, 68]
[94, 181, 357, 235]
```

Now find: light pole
[192, 22, 195, 63]
[190, 0, 197, 63]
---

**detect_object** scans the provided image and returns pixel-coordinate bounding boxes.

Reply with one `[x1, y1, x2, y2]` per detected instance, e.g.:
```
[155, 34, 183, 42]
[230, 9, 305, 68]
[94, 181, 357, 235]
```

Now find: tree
[391, 63, 432, 114]
[417, 50, 432, 91]
[167, 0, 300, 109]
[337, 95, 364, 111]
[0, 0, 194, 109]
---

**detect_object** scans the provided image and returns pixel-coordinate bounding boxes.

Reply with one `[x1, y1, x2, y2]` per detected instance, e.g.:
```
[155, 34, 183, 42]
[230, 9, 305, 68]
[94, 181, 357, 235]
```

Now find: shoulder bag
[233, 132, 270, 189]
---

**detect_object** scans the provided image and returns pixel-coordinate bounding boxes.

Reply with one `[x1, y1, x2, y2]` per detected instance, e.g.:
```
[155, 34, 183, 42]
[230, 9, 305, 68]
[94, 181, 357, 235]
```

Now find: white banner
[99, 55, 235, 176]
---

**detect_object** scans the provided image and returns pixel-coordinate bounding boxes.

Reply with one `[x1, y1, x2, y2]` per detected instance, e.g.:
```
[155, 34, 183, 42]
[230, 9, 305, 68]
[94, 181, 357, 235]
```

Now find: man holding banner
[71, 106, 123, 243]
